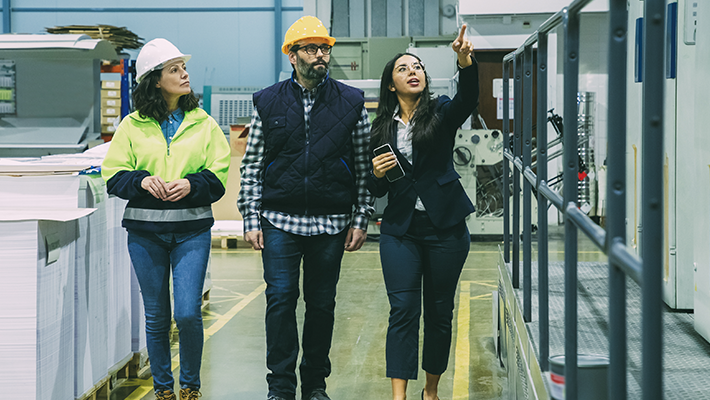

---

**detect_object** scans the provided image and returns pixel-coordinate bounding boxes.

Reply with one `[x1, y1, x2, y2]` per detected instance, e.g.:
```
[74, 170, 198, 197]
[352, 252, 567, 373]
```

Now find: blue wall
[0, 0, 304, 93]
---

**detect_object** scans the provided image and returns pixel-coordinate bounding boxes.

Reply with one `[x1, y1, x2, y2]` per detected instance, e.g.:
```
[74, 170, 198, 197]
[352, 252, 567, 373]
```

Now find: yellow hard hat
[282, 16, 336, 54]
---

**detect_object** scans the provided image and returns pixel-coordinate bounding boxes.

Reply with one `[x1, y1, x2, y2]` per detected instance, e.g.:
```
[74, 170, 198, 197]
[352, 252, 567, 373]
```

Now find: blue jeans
[379, 211, 470, 380]
[261, 218, 348, 400]
[127, 228, 211, 392]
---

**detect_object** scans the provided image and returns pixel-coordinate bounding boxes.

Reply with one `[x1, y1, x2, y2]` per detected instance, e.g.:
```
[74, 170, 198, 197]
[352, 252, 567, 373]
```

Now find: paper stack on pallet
[0, 150, 134, 399]
[0, 175, 92, 400]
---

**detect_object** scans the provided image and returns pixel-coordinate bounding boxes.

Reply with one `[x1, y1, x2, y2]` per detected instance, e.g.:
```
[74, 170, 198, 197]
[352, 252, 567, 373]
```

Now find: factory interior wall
[0, 0, 305, 93]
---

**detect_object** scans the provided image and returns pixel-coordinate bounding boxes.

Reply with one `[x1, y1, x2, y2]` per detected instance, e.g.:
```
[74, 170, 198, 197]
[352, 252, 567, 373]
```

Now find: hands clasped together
[141, 175, 191, 202]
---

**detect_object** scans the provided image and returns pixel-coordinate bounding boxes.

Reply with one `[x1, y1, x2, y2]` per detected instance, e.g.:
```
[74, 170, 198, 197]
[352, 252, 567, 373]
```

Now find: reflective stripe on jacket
[101, 108, 231, 233]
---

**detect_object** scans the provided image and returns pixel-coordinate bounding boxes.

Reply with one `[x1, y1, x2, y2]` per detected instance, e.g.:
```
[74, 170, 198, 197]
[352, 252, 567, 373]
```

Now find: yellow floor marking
[452, 281, 471, 399]
[202, 309, 223, 318]
[124, 384, 153, 400]
[124, 283, 267, 399]
[469, 281, 498, 289]
[470, 293, 492, 300]
[204, 283, 266, 339]
[206, 297, 249, 305]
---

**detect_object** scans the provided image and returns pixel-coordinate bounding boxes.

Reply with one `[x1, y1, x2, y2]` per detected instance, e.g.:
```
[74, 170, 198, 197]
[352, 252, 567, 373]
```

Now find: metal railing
[501, 0, 664, 399]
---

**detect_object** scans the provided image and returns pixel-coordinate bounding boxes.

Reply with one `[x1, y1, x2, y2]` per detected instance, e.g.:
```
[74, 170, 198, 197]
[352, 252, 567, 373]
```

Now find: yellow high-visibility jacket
[101, 108, 230, 233]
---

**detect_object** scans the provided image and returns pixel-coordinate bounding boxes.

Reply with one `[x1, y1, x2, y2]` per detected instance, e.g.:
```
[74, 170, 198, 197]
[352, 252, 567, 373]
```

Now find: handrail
[523, 167, 536, 187]
[539, 181, 563, 211]
[609, 239, 643, 286]
[565, 203, 606, 250]
[503, 148, 514, 162]
[500, 0, 664, 398]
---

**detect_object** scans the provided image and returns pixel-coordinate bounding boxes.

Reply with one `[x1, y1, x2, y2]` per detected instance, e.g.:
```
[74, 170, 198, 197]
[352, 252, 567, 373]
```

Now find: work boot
[305, 388, 331, 400]
[180, 388, 202, 400]
[155, 390, 176, 400]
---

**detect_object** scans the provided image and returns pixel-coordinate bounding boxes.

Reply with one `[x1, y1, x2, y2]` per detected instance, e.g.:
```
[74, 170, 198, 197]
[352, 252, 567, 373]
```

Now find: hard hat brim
[136, 54, 191, 83]
[281, 36, 336, 55]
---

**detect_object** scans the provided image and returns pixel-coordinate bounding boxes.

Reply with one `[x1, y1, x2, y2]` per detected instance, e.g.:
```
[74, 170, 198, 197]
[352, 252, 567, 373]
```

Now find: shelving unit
[0, 60, 16, 115]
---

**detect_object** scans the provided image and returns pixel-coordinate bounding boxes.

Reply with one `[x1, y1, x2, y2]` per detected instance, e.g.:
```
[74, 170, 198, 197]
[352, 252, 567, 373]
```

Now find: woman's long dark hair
[132, 69, 199, 122]
[369, 53, 440, 151]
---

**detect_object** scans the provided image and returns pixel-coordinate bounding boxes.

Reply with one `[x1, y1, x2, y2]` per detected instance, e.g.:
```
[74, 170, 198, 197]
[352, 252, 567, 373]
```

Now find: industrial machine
[0, 34, 118, 157]
[455, 128, 510, 237]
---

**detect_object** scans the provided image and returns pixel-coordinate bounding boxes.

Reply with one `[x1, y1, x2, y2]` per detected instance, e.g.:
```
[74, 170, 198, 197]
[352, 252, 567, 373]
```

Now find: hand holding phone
[373, 144, 405, 182]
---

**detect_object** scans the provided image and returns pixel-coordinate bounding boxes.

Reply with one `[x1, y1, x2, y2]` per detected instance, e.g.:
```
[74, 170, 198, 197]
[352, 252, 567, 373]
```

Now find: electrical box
[203, 86, 262, 134]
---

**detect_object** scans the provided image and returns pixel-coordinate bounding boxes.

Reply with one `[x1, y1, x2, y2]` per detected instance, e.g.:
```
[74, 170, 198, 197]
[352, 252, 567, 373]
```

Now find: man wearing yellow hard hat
[238, 15, 374, 400]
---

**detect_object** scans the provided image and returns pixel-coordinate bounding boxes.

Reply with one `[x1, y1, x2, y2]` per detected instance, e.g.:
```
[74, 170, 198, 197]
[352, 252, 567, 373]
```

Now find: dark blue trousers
[379, 211, 470, 380]
[261, 218, 348, 400]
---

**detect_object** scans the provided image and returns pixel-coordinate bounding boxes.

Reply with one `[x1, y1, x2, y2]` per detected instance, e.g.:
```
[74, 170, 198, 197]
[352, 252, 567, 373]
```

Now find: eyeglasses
[395, 62, 425, 74]
[293, 44, 332, 55]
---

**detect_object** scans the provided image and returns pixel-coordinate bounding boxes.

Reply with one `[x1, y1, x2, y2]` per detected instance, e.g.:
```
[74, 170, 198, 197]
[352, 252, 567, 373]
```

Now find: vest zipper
[304, 126, 309, 215]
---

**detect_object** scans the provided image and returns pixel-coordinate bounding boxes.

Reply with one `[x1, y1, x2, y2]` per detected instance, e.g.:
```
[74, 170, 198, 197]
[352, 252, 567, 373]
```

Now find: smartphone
[373, 143, 405, 182]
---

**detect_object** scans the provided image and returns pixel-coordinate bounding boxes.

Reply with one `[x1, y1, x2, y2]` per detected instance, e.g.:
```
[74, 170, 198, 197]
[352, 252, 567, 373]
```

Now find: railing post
[503, 61, 511, 263]
[562, 7, 580, 400]
[607, 0, 628, 398]
[522, 44, 534, 322]
[536, 31, 550, 372]
[641, 0, 665, 398]
[513, 55, 522, 289]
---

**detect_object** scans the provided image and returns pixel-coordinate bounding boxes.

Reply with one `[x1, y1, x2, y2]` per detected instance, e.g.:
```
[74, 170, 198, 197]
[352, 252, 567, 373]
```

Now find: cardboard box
[102, 98, 121, 108]
[101, 124, 117, 134]
[101, 89, 120, 99]
[101, 80, 121, 89]
[102, 116, 119, 125]
[102, 107, 119, 117]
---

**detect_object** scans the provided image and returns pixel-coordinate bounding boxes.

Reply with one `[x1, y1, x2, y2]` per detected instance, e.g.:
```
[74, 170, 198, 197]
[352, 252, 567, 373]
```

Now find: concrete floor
[111, 238, 514, 400]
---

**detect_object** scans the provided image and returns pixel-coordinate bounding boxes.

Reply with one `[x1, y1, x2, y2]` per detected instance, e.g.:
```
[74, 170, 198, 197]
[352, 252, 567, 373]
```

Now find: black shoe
[267, 396, 287, 400]
[305, 388, 331, 400]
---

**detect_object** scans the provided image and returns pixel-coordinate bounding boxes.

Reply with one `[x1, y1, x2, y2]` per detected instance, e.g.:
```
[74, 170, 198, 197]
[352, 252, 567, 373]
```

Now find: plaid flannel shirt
[238, 77, 374, 236]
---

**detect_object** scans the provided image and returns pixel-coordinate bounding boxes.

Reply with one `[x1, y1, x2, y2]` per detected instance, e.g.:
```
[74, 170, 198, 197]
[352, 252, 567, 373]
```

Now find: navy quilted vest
[253, 77, 365, 215]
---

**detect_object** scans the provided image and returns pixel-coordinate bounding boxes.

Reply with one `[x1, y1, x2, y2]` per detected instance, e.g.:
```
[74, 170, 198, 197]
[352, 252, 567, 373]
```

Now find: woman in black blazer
[368, 24, 478, 400]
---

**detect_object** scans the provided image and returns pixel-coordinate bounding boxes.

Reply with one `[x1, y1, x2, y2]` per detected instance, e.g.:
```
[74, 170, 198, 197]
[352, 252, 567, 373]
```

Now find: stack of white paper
[0, 168, 136, 398]
[105, 193, 134, 370]
[0, 209, 94, 400]
[74, 175, 109, 397]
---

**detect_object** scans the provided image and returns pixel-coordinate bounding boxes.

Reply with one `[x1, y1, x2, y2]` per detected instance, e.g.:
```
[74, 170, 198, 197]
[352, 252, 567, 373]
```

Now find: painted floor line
[471, 293, 493, 300]
[452, 281, 471, 399]
[124, 283, 267, 399]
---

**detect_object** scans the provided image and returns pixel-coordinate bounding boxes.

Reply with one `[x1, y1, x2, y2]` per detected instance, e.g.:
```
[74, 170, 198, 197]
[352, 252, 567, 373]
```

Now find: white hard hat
[135, 38, 191, 83]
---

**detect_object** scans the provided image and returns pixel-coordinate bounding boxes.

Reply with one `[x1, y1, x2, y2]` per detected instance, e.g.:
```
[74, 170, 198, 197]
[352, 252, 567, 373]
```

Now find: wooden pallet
[218, 235, 240, 249]
[76, 356, 134, 400]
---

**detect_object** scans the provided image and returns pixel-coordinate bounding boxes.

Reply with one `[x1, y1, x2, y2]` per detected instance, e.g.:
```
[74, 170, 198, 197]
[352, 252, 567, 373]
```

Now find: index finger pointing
[457, 24, 467, 42]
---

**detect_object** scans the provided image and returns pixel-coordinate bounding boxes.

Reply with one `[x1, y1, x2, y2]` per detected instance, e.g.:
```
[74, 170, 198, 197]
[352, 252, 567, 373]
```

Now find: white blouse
[393, 106, 426, 212]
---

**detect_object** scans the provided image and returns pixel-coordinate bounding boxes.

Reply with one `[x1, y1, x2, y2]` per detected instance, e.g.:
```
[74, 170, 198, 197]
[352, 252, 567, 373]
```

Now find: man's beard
[296, 54, 329, 81]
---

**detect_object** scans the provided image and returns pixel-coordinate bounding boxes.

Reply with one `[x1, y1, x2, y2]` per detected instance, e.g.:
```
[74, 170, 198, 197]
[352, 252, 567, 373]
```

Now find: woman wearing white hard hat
[102, 38, 230, 400]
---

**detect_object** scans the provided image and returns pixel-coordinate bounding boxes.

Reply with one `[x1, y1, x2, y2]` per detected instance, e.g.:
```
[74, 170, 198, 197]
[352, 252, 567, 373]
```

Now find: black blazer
[367, 60, 479, 237]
